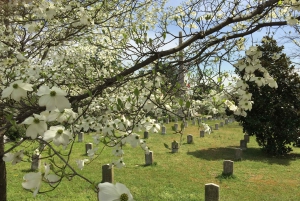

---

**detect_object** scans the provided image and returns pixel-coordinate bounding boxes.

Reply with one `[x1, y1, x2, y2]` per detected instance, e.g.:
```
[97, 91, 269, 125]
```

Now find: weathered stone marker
[187, 134, 193, 144]
[240, 140, 247, 150]
[171, 140, 179, 153]
[197, 118, 201, 125]
[144, 131, 149, 139]
[235, 148, 243, 161]
[215, 124, 219, 130]
[184, 121, 188, 128]
[31, 154, 41, 171]
[192, 118, 196, 125]
[225, 119, 228, 125]
[85, 143, 93, 156]
[101, 164, 114, 183]
[162, 126, 166, 134]
[165, 118, 169, 124]
[220, 122, 224, 127]
[145, 151, 153, 165]
[244, 134, 250, 143]
[200, 130, 205, 138]
[78, 132, 84, 142]
[205, 183, 219, 201]
[223, 160, 234, 175]
[173, 124, 178, 132]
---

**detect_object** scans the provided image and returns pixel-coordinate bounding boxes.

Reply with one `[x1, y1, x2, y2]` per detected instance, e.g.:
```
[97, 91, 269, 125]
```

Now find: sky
[154, 0, 300, 74]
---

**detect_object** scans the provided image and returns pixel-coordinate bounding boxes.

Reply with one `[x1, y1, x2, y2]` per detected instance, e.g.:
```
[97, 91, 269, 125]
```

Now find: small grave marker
[85, 143, 93, 156]
[171, 140, 179, 153]
[240, 140, 247, 150]
[235, 148, 243, 161]
[205, 183, 219, 201]
[145, 151, 153, 165]
[101, 164, 114, 183]
[173, 124, 178, 132]
[200, 130, 205, 138]
[78, 132, 84, 142]
[31, 154, 41, 171]
[162, 126, 166, 134]
[244, 134, 249, 143]
[187, 134, 193, 144]
[144, 131, 149, 139]
[223, 160, 234, 175]
[215, 124, 219, 130]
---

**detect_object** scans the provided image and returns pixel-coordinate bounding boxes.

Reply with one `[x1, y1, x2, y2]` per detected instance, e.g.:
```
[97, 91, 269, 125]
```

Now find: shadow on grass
[215, 173, 237, 183]
[186, 147, 300, 166]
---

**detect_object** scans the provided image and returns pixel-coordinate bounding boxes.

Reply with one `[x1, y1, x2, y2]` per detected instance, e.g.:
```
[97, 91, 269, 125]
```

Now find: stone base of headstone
[235, 148, 243, 161]
[101, 164, 114, 183]
[200, 130, 205, 138]
[171, 141, 179, 153]
[85, 143, 93, 156]
[187, 134, 193, 144]
[145, 151, 153, 165]
[223, 160, 234, 175]
[205, 183, 219, 201]
[144, 131, 149, 139]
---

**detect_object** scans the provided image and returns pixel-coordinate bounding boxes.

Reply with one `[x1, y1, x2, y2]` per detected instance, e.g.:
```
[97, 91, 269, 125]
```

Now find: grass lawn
[5, 119, 300, 201]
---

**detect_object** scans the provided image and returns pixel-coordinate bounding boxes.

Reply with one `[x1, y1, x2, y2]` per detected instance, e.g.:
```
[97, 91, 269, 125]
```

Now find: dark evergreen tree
[235, 36, 300, 155]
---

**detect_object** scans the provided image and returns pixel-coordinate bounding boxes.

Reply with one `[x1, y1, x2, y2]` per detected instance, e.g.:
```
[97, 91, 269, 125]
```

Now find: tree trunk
[0, 133, 7, 201]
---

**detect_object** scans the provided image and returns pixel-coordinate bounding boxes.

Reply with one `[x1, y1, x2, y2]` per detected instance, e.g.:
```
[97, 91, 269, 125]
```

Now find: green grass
[5, 120, 300, 201]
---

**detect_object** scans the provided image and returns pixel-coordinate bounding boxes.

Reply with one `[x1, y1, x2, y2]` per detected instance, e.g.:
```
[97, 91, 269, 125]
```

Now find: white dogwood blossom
[1, 80, 33, 101]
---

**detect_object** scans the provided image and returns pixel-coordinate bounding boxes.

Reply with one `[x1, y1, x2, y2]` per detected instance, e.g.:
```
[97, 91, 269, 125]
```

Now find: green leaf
[163, 143, 171, 150]
[134, 88, 139, 97]
[162, 32, 166, 40]
[186, 101, 191, 108]
[179, 99, 183, 106]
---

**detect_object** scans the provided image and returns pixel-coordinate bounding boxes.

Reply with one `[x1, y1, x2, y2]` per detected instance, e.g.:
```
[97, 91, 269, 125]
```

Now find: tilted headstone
[244, 134, 250, 143]
[31, 154, 41, 171]
[173, 124, 178, 132]
[144, 131, 149, 139]
[220, 122, 224, 127]
[205, 183, 219, 201]
[235, 148, 243, 161]
[145, 151, 153, 165]
[101, 164, 114, 183]
[223, 160, 234, 175]
[85, 143, 93, 156]
[171, 141, 179, 153]
[162, 126, 166, 134]
[78, 132, 84, 142]
[187, 134, 193, 144]
[240, 140, 247, 150]
[200, 130, 205, 138]
[215, 124, 219, 130]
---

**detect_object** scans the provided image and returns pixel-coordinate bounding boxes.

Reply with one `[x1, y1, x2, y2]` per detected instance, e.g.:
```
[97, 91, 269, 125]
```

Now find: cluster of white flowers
[225, 45, 278, 116]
